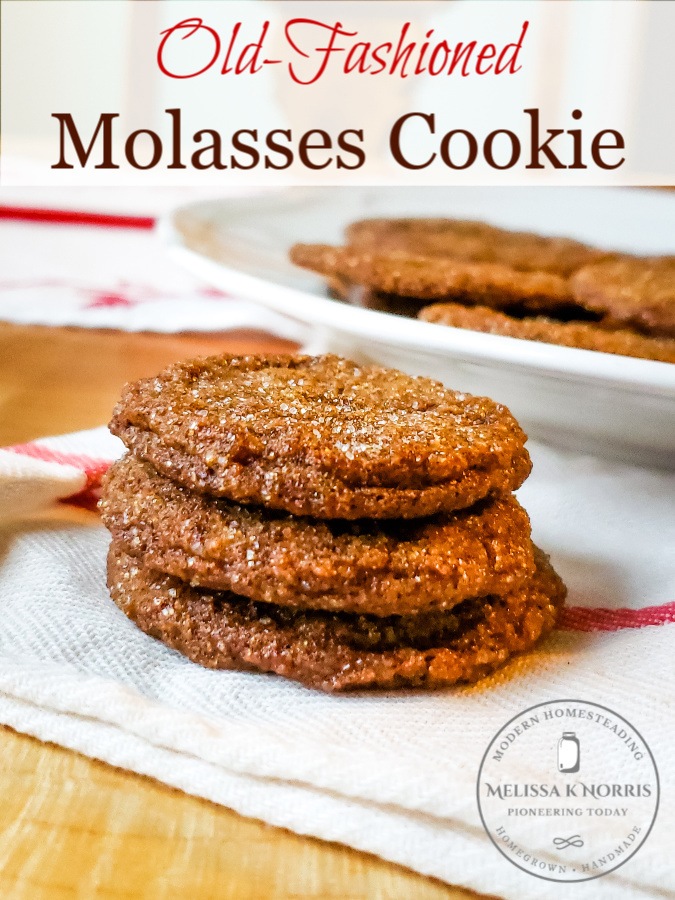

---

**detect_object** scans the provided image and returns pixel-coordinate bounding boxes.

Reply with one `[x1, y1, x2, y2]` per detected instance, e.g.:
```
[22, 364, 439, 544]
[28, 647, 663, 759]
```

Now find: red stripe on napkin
[4, 444, 111, 492]
[558, 602, 675, 632]
[0, 206, 155, 230]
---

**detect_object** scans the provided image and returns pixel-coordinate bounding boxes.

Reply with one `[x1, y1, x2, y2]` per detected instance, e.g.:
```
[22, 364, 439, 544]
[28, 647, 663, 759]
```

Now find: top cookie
[571, 256, 675, 338]
[346, 218, 610, 278]
[109, 354, 531, 520]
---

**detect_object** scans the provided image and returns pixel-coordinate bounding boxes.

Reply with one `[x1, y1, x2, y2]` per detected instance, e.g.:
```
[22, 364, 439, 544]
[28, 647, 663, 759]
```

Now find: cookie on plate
[571, 256, 675, 338]
[346, 218, 610, 277]
[290, 244, 574, 313]
[100, 455, 536, 616]
[107, 542, 566, 692]
[419, 301, 675, 364]
[109, 354, 531, 520]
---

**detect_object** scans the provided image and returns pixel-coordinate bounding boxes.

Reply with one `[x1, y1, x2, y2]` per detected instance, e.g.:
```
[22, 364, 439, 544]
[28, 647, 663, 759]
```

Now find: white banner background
[2, 0, 674, 186]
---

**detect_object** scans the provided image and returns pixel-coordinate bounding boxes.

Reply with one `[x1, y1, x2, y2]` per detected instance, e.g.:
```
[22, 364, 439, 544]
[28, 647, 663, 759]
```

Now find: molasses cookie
[107, 543, 566, 692]
[109, 355, 531, 520]
[346, 217, 609, 277]
[571, 256, 675, 338]
[419, 301, 675, 364]
[290, 244, 573, 313]
[100, 455, 536, 616]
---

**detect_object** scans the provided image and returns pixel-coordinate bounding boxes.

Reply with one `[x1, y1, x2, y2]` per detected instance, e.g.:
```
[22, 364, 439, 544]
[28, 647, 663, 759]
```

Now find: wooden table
[0, 322, 482, 900]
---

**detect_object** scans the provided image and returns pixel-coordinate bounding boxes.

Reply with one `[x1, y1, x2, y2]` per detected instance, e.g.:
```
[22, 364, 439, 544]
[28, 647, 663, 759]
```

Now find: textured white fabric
[0, 427, 673, 898]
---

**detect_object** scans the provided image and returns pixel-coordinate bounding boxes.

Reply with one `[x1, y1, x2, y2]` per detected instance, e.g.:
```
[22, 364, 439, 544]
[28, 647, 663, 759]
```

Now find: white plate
[162, 187, 675, 469]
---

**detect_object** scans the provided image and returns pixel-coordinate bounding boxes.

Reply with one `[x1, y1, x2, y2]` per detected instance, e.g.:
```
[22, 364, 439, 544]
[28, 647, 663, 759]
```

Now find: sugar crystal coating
[107, 542, 566, 692]
[103, 351, 566, 693]
[100, 454, 536, 616]
[109, 354, 531, 519]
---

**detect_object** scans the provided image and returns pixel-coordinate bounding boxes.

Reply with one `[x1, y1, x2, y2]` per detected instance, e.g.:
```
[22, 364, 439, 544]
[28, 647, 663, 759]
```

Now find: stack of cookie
[290, 219, 675, 364]
[101, 354, 565, 692]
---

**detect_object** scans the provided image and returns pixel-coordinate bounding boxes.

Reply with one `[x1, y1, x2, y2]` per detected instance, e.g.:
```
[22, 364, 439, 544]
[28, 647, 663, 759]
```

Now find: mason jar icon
[558, 732, 580, 773]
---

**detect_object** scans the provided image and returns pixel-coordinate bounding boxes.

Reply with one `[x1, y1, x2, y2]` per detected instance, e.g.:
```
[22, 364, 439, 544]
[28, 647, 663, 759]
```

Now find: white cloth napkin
[0, 191, 305, 338]
[0, 427, 674, 899]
